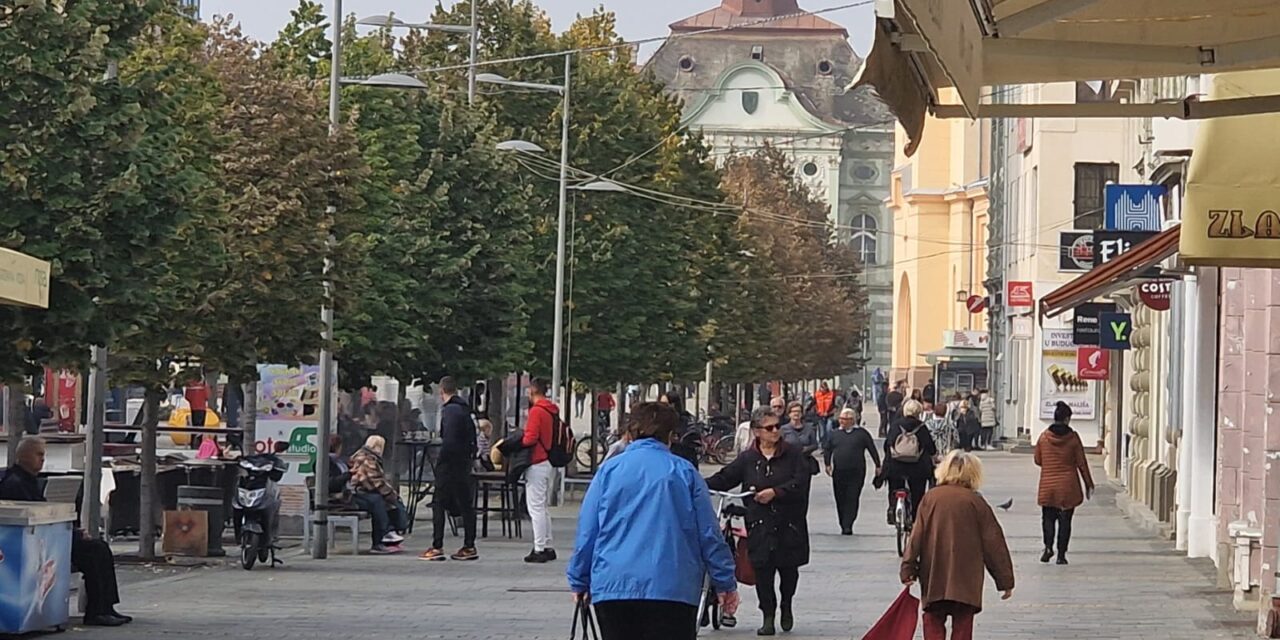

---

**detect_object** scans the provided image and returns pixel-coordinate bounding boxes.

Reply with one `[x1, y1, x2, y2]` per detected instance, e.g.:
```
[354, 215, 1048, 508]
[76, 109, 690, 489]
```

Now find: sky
[198, 0, 876, 57]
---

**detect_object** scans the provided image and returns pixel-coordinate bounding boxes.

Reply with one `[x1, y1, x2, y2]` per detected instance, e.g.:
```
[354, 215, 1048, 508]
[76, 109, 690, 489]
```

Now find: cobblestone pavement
[87, 452, 1253, 639]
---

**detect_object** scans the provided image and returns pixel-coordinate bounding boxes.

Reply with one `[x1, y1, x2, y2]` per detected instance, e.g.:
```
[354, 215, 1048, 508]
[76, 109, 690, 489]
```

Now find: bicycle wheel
[895, 502, 907, 557]
[714, 435, 738, 465]
[710, 599, 721, 630]
[574, 435, 604, 469]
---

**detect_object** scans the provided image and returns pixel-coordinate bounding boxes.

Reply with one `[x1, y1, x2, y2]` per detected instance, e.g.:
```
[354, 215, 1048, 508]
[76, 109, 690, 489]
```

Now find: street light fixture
[341, 73, 430, 90]
[486, 56, 574, 403]
[496, 140, 546, 153]
[574, 180, 630, 194]
[355, 6, 479, 104]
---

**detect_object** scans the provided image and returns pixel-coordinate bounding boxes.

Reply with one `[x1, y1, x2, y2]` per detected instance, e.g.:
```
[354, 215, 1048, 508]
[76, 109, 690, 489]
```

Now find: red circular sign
[966, 295, 988, 313]
[1139, 280, 1172, 311]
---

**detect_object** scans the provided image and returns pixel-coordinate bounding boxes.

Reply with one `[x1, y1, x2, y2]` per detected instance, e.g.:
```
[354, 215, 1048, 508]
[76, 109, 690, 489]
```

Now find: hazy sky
[199, 0, 875, 56]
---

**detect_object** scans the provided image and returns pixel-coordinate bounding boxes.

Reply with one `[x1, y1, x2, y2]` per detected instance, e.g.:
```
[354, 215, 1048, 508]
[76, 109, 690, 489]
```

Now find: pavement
[84, 452, 1254, 639]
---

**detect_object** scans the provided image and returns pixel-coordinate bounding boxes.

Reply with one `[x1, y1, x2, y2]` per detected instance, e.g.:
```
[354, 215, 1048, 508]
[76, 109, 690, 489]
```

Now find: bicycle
[893, 488, 914, 558]
[574, 412, 619, 470]
[698, 489, 754, 634]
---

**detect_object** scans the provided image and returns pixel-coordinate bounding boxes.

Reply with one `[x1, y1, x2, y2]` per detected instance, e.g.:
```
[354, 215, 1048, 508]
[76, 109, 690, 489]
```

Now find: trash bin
[0, 501, 74, 634]
[177, 486, 225, 556]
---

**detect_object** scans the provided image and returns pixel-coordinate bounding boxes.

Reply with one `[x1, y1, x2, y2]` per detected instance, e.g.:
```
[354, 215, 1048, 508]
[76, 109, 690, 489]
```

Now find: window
[851, 214, 878, 265]
[802, 162, 819, 177]
[751, 45, 764, 61]
[817, 60, 834, 75]
[678, 55, 695, 72]
[1073, 162, 1119, 229]
[1075, 81, 1117, 103]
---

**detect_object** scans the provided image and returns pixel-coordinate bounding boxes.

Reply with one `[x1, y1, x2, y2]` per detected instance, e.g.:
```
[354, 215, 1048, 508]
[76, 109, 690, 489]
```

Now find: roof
[855, 0, 1280, 154]
[670, 0, 847, 35]
[1039, 225, 1182, 318]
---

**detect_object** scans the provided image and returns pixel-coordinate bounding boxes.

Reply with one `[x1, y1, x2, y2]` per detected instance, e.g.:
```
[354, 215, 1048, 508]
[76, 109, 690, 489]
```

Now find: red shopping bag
[860, 587, 919, 640]
[733, 538, 756, 586]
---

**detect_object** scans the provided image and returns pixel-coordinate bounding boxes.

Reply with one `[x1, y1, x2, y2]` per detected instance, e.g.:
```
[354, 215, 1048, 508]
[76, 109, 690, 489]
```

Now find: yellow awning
[857, 0, 1280, 154]
[0, 248, 51, 309]
[1182, 70, 1280, 268]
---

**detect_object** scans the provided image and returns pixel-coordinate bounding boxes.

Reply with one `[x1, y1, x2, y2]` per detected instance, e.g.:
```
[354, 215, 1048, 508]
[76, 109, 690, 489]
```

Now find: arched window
[851, 214, 878, 265]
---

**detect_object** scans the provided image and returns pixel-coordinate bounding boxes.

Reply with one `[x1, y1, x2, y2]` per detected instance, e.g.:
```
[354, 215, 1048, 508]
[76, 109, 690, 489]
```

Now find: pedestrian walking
[782, 401, 821, 478]
[707, 407, 810, 636]
[876, 380, 890, 437]
[924, 403, 958, 456]
[1035, 402, 1095, 565]
[885, 382, 906, 435]
[814, 381, 837, 440]
[901, 451, 1015, 640]
[882, 400, 937, 525]
[978, 390, 998, 449]
[420, 377, 479, 562]
[823, 408, 881, 535]
[521, 378, 561, 563]
[568, 402, 740, 640]
[573, 383, 588, 419]
[349, 435, 409, 553]
[922, 378, 936, 406]
[954, 401, 981, 451]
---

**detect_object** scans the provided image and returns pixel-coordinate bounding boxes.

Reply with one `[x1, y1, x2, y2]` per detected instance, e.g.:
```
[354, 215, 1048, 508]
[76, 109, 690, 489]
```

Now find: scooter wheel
[241, 533, 259, 570]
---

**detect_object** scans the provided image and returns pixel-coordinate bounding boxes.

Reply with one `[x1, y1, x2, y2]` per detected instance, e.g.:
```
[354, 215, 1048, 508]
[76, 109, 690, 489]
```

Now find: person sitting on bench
[0, 436, 132, 627]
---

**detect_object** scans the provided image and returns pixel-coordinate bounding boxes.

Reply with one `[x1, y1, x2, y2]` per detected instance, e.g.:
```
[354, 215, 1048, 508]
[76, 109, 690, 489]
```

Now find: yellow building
[886, 90, 989, 390]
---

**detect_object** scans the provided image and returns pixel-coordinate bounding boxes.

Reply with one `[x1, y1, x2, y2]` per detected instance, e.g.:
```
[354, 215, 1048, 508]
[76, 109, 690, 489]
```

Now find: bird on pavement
[996, 498, 1014, 511]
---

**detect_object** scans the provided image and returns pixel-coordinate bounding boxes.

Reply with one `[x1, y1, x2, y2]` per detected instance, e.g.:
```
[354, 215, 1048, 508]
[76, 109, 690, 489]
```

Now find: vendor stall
[0, 501, 74, 634]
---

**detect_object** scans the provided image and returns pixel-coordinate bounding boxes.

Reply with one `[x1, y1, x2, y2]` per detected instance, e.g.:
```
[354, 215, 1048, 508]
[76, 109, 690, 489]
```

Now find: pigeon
[996, 498, 1014, 511]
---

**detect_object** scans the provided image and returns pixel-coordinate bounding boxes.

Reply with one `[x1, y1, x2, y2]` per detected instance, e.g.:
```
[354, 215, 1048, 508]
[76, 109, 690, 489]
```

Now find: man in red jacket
[523, 378, 560, 563]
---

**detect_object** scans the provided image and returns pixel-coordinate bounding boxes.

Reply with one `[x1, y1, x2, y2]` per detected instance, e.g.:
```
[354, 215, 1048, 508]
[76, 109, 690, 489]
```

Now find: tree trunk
[5, 384, 26, 463]
[139, 387, 162, 560]
[486, 378, 505, 433]
[242, 380, 258, 450]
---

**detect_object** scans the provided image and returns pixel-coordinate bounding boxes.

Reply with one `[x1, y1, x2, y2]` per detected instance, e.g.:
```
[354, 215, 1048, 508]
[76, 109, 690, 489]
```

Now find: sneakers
[524, 548, 556, 563]
[1040, 547, 1054, 563]
[382, 532, 405, 545]
[451, 547, 480, 561]
[370, 544, 403, 555]
[419, 548, 447, 562]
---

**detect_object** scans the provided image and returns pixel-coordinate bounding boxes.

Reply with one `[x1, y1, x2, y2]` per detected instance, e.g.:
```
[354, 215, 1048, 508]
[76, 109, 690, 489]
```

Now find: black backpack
[537, 406, 574, 468]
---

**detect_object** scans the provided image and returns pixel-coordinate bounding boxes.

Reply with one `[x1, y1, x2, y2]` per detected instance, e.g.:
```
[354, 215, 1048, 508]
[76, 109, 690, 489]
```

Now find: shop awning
[856, 1, 1280, 154]
[924, 347, 989, 364]
[0, 248, 51, 309]
[1039, 224, 1181, 318]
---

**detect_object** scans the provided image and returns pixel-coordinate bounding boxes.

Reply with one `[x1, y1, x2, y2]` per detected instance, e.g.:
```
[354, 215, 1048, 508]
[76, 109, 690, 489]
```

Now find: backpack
[537, 406, 574, 468]
[890, 425, 922, 463]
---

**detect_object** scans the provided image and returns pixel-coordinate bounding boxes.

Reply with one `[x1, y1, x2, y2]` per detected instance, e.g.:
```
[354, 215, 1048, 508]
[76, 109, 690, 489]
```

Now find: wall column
[1187, 269, 1219, 559]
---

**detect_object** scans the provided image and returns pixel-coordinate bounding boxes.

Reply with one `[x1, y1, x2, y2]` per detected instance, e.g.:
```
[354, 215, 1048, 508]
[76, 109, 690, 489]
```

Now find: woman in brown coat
[1034, 401, 1095, 565]
[901, 451, 1014, 640]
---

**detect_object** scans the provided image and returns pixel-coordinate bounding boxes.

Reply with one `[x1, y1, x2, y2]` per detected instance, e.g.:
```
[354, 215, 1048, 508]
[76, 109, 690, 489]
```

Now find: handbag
[734, 537, 756, 586]
[860, 587, 919, 640]
[569, 599, 600, 640]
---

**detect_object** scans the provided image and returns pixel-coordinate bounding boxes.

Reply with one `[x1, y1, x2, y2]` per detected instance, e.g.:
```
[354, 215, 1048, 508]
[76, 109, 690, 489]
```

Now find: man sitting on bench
[0, 436, 132, 627]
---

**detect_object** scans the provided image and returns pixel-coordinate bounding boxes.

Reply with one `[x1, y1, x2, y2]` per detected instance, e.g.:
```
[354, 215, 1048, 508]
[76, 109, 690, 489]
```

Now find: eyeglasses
[757, 424, 781, 432]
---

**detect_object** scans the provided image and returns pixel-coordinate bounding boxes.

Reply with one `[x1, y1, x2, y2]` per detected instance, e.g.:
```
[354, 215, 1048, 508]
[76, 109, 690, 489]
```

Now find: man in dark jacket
[822, 408, 881, 535]
[420, 376, 479, 561]
[0, 437, 131, 627]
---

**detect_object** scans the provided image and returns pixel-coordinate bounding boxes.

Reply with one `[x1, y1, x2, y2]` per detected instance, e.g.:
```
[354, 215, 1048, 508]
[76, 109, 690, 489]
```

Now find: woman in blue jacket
[568, 402, 739, 640]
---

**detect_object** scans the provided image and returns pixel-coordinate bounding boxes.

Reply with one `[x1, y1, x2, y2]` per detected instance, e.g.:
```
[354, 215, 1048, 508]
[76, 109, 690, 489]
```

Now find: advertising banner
[1072, 303, 1117, 346]
[1007, 281, 1034, 309]
[1105, 184, 1166, 231]
[1040, 329, 1096, 421]
[1077, 347, 1110, 380]
[1099, 313, 1134, 350]
[0, 522, 71, 634]
[255, 364, 322, 487]
[1059, 231, 1094, 273]
[1094, 231, 1162, 277]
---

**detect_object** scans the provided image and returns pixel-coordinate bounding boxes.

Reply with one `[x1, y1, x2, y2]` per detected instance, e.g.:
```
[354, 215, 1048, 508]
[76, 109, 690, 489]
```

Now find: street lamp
[485, 56, 574, 403]
[341, 73, 430, 90]
[356, 8, 479, 104]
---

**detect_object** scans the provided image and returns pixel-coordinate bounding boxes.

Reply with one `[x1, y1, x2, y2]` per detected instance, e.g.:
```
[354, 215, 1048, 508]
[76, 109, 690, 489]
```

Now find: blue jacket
[567, 438, 737, 605]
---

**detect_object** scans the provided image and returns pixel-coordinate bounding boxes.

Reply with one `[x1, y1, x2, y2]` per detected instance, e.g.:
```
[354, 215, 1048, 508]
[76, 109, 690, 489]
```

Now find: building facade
[180, 0, 199, 19]
[648, 0, 895, 391]
[887, 88, 990, 390]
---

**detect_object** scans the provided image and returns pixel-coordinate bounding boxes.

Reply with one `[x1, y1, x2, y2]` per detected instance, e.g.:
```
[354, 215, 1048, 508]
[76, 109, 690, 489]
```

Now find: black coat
[706, 442, 810, 569]
[883, 417, 938, 480]
[437, 395, 477, 480]
[0, 465, 42, 502]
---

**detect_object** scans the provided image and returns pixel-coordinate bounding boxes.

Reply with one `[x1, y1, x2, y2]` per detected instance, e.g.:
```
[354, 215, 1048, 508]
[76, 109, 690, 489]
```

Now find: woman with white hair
[349, 435, 408, 554]
[821, 408, 881, 535]
[882, 399, 938, 526]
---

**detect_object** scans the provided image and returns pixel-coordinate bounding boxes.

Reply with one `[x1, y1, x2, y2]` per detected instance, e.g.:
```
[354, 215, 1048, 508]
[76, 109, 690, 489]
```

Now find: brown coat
[900, 484, 1015, 612]
[1034, 425, 1095, 510]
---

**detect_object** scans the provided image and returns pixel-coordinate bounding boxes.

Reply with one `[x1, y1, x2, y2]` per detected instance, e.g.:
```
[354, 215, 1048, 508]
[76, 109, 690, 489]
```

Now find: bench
[302, 482, 370, 556]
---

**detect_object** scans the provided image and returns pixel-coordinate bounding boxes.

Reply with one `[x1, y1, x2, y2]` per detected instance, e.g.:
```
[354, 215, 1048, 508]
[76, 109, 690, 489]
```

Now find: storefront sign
[0, 248, 51, 309]
[1077, 346, 1110, 380]
[1105, 185, 1166, 231]
[1040, 329, 1096, 420]
[966, 295, 988, 313]
[1007, 281, 1034, 308]
[944, 330, 989, 350]
[1012, 315, 1034, 340]
[1138, 280, 1173, 311]
[1099, 312, 1133, 350]
[1072, 302, 1117, 346]
[255, 364, 322, 486]
[1059, 231, 1094, 272]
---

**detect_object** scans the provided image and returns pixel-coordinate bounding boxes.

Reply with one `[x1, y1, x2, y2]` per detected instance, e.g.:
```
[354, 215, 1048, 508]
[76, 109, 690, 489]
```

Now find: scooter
[233, 454, 286, 570]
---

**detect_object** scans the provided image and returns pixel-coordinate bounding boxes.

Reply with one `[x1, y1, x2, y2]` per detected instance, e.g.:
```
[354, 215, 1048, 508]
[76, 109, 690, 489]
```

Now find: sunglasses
[757, 423, 782, 432]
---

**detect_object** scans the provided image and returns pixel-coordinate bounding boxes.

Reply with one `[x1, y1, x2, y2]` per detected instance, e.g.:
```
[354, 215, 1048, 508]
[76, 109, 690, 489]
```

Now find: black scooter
[233, 454, 285, 570]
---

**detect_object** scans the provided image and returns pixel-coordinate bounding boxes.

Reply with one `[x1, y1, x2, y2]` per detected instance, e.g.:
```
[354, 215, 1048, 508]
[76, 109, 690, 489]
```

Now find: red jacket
[523, 398, 561, 465]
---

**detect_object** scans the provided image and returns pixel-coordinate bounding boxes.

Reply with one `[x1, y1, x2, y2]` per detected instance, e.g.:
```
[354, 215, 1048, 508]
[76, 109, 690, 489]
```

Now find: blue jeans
[353, 492, 408, 547]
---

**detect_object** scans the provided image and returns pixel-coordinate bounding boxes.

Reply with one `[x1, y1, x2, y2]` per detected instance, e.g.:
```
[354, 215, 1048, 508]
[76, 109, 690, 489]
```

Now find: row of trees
[1, 0, 871, 406]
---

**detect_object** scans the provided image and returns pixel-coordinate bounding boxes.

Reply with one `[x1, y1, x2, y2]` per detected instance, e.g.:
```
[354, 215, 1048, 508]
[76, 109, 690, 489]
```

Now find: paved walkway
[91, 452, 1252, 639]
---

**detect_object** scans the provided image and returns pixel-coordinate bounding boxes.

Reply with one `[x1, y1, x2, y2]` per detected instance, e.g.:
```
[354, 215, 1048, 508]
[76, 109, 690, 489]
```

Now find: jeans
[832, 468, 866, 533]
[923, 601, 977, 640]
[1042, 506, 1075, 553]
[432, 475, 477, 550]
[595, 600, 697, 640]
[525, 461, 555, 551]
[754, 564, 799, 615]
[980, 426, 995, 448]
[959, 430, 979, 451]
[352, 492, 408, 547]
[72, 536, 121, 616]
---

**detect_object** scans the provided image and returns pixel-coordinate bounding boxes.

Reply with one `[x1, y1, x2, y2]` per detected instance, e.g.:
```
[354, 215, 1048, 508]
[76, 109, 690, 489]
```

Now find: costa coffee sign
[1139, 280, 1172, 311]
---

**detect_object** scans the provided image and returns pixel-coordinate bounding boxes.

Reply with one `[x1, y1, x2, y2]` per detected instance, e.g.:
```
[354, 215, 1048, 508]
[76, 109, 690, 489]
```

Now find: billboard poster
[0, 522, 71, 634]
[1040, 329, 1097, 421]
[254, 364, 322, 486]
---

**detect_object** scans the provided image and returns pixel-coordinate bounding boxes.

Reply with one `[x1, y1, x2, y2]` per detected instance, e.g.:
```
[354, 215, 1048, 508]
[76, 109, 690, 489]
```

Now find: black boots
[1057, 553, 1069, 565]
[1040, 547, 1053, 563]
[758, 615, 776, 636]
[780, 603, 794, 632]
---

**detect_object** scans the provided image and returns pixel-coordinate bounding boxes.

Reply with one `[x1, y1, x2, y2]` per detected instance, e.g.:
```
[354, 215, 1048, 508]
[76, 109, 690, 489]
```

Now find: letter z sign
[1098, 312, 1133, 350]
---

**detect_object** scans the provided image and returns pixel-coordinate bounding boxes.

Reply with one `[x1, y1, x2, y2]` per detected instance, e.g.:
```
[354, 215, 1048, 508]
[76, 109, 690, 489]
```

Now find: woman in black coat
[881, 399, 938, 524]
[707, 408, 809, 636]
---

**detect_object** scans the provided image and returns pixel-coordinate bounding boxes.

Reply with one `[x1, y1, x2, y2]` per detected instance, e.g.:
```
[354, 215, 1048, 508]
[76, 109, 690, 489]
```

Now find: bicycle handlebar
[709, 490, 756, 499]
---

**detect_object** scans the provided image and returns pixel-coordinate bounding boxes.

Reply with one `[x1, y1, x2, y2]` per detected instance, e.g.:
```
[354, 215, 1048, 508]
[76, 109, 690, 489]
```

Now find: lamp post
[356, 9, 478, 104]
[482, 55, 573, 403]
